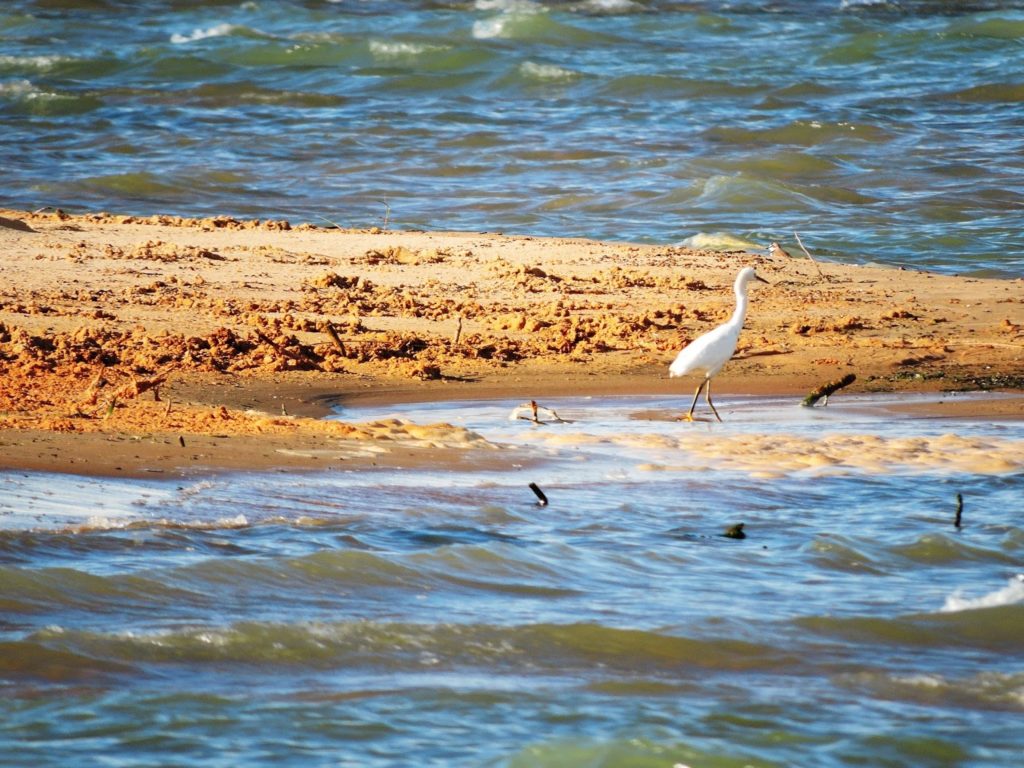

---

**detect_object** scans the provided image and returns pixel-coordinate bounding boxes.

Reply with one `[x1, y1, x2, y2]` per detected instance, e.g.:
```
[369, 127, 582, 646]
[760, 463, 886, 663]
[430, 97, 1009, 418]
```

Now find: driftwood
[802, 373, 856, 407]
[529, 482, 549, 507]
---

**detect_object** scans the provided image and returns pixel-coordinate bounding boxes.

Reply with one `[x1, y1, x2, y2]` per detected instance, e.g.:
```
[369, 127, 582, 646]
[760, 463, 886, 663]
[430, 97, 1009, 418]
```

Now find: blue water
[2, 394, 1023, 766]
[2, 1, 1024, 275]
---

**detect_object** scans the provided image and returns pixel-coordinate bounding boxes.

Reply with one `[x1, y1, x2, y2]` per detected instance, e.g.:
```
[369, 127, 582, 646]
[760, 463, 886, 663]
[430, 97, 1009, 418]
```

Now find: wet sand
[1, 208, 1021, 478]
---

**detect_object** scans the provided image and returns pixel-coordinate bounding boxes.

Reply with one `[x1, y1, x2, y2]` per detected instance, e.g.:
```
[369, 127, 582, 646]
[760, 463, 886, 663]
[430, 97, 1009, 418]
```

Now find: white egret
[669, 266, 768, 422]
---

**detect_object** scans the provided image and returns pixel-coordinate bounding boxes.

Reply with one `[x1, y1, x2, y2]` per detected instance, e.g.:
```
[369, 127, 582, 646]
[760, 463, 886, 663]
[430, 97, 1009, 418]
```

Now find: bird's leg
[679, 381, 704, 421]
[705, 379, 722, 422]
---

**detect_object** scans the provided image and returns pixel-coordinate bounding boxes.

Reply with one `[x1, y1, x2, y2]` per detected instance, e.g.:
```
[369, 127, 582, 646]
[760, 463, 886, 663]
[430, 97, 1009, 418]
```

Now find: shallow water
[2, 394, 1023, 766]
[3, 1, 1024, 275]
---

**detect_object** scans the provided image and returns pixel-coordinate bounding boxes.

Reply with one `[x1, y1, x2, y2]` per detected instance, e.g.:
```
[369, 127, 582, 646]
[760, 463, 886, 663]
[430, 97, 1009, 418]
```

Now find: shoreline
[1, 207, 1021, 479]
[3, 374, 1021, 482]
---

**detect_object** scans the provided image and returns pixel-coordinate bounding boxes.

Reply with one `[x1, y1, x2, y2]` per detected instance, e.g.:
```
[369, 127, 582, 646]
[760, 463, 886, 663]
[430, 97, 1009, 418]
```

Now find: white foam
[472, 0, 544, 39]
[171, 23, 239, 45]
[891, 673, 944, 688]
[520, 61, 580, 81]
[678, 231, 763, 252]
[474, 0, 543, 10]
[368, 40, 447, 59]
[579, 0, 641, 12]
[0, 54, 69, 70]
[0, 472, 177, 530]
[941, 575, 1024, 613]
[0, 78, 41, 96]
[840, 0, 892, 9]
[472, 17, 510, 39]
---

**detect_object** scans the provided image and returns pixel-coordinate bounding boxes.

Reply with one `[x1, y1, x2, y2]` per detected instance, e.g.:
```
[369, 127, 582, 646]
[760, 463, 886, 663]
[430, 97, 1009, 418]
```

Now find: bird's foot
[675, 413, 696, 422]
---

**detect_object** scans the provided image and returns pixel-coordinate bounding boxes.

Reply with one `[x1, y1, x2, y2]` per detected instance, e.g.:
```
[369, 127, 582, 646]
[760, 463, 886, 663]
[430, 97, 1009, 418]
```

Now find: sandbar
[0, 208, 1020, 478]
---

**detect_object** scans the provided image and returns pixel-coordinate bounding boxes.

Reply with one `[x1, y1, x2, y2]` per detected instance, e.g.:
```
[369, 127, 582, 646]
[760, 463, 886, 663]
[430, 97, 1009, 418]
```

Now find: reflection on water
[1, 394, 1022, 766]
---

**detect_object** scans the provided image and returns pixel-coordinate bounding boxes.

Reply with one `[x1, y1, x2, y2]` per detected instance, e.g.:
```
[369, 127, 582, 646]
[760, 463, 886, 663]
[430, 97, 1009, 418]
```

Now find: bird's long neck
[729, 282, 750, 329]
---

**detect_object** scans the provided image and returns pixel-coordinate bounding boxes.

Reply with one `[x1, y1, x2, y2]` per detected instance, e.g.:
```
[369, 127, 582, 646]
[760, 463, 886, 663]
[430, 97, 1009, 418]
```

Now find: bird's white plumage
[668, 266, 766, 421]
[668, 320, 740, 379]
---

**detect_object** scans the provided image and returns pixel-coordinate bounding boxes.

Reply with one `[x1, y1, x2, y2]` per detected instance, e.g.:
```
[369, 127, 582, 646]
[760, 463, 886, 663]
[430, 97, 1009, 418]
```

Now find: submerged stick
[802, 373, 856, 407]
[954, 493, 963, 529]
[529, 482, 549, 507]
[793, 231, 827, 281]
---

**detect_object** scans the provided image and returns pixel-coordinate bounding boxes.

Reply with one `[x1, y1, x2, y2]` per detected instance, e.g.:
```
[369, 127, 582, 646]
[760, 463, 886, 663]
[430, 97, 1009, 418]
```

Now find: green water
[1, 395, 1023, 766]
[1, 1, 1023, 274]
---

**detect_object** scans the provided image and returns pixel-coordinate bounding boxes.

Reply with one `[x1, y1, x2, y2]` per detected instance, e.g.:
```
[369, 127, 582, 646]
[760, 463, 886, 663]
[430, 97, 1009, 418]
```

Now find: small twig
[378, 200, 391, 229]
[510, 400, 571, 424]
[802, 373, 856, 407]
[793, 231, 827, 281]
[529, 482, 549, 507]
[954, 493, 963, 529]
[315, 214, 345, 230]
[453, 316, 463, 346]
[255, 330, 319, 365]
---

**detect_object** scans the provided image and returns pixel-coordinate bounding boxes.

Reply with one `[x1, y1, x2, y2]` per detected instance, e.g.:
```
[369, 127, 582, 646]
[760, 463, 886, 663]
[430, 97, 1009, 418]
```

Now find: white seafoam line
[3, 394, 1021, 530]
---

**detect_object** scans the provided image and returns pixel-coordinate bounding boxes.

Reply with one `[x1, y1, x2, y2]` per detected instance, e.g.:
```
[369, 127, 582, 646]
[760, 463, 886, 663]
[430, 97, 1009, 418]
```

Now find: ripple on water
[1, 394, 1023, 765]
[2, 2, 1024, 272]
[28, 620, 800, 674]
[797, 602, 1024, 652]
[839, 668, 1024, 712]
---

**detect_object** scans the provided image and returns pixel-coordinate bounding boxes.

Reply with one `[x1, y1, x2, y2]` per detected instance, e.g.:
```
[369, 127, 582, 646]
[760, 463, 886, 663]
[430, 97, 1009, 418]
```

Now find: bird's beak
[755, 274, 770, 285]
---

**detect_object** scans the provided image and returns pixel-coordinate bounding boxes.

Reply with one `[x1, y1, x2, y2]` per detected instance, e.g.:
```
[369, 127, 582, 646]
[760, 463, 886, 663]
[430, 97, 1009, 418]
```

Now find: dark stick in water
[529, 483, 549, 507]
[802, 373, 856, 407]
